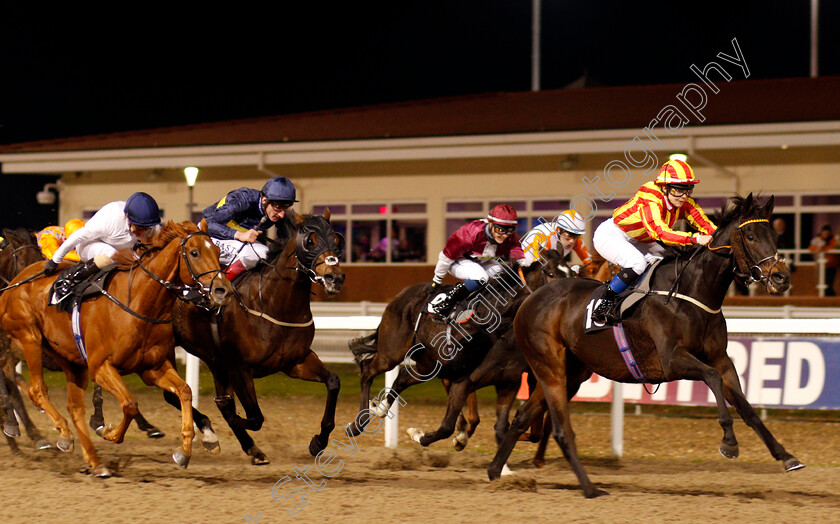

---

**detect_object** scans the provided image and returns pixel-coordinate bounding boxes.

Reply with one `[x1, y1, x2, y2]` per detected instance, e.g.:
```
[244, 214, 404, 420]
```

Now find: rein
[706, 218, 782, 286]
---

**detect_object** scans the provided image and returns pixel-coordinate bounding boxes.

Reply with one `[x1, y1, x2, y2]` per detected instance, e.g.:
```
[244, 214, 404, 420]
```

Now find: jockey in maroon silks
[427, 204, 530, 320]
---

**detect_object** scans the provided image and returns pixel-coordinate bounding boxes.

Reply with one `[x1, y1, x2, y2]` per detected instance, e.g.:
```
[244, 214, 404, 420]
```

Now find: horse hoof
[585, 488, 609, 498]
[345, 422, 363, 438]
[146, 429, 165, 439]
[452, 431, 468, 451]
[246, 446, 270, 465]
[406, 427, 424, 444]
[56, 437, 74, 453]
[172, 449, 191, 469]
[202, 439, 221, 455]
[719, 443, 739, 460]
[92, 465, 112, 479]
[94, 425, 105, 437]
[784, 457, 806, 472]
[309, 434, 327, 457]
[3, 423, 21, 438]
[35, 439, 53, 451]
[501, 463, 515, 476]
[368, 400, 391, 419]
[533, 459, 545, 469]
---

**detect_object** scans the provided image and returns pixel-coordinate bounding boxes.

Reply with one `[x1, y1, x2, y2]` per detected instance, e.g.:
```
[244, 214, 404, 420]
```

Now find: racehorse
[172, 210, 345, 464]
[348, 249, 569, 453]
[486, 194, 803, 497]
[0, 221, 232, 477]
[579, 251, 618, 281]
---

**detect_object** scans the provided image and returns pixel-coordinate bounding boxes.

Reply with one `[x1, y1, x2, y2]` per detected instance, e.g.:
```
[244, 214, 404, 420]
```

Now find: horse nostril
[771, 272, 789, 285]
[213, 286, 229, 297]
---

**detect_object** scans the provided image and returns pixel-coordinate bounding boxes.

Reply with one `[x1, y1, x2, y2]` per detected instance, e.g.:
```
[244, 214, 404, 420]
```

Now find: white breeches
[449, 259, 504, 285]
[593, 219, 666, 275]
[212, 238, 269, 269]
[78, 242, 119, 261]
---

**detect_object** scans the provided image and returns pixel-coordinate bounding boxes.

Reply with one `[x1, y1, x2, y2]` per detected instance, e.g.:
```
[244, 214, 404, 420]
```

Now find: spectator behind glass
[809, 224, 838, 296]
[772, 217, 794, 272]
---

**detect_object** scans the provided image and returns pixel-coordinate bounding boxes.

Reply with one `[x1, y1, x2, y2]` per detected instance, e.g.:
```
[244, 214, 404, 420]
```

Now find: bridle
[707, 218, 784, 287]
[0, 241, 42, 286]
[294, 218, 344, 286]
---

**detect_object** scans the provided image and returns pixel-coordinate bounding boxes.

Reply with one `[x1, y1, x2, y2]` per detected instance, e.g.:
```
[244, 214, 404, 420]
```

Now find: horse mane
[266, 209, 312, 262]
[110, 220, 198, 269]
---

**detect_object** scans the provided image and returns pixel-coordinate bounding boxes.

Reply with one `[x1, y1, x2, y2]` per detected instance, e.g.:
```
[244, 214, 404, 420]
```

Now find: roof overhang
[1, 121, 838, 174]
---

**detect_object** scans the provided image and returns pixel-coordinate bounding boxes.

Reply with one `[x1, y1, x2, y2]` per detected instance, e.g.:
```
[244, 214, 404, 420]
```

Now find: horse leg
[211, 372, 265, 464]
[65, 368, 110, 478]
[534, 369, 586, 468]
[407, 378, 471, 447]
[287, 351, 340, 457]
[17, 342, 75, 453]
[132, 410, 165, 439]
[91, 362, 138, 444]
[89, 383, 105, 435]
[0, 367, 20, 438]
[715, 358, 804, 471]
[493, 385, 518, 450]
[349, 352, 396, 437]
[667, 351, 739, 460]
[140, 364, 194, 468]
[532, 411, 552, 467]
[487, 386, 546, 480]
[161, 389, 220, 454]
[5, 376, 51, 450]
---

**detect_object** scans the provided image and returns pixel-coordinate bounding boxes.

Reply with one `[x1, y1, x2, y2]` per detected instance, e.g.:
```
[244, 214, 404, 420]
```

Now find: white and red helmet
[655, 159, 699, 186]
[487, 204, 519, 227]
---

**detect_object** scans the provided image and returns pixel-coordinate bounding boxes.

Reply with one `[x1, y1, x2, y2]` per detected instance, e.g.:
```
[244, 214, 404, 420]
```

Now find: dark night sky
[0, 1, 837, 145]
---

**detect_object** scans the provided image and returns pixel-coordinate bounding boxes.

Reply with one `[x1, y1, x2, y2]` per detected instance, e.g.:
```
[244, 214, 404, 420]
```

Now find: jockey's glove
[570, 265, 581, 275]
[43, 260, 58, 276]
[427, 281, 441, 295]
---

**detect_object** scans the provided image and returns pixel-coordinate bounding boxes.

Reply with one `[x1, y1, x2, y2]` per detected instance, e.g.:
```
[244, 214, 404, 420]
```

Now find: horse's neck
[246, 247, 313, 321]
[130, 239, 182, 310]
[653, 248, 734, 310]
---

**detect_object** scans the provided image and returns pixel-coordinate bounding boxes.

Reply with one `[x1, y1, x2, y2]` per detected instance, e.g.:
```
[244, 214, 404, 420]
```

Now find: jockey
[427, 204, 530, 320]
[591, 159, 716, 323]
[202, 176, 297, 281]
[36, 219, 86, 263]
[43, 192, 162, 301]
[521, 209, 591, 274]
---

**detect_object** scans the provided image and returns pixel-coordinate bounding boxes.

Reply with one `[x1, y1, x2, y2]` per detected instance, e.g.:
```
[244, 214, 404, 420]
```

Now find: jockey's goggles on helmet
[667, 184, 694, 198]
[491, 224, 516, 235]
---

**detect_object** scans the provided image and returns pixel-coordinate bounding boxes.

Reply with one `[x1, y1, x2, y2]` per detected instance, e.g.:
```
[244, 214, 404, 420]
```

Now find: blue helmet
[124, 192, 161, 227]
[261, 176, 298, 202]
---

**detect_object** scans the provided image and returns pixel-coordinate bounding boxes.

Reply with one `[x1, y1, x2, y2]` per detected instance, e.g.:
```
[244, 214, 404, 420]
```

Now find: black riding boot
[54, 260, 100, 301]
[427, 282, 471, 321]
[592, 268, 639, 324]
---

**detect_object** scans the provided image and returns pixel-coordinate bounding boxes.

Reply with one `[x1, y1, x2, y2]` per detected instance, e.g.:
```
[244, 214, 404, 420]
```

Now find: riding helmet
[554, 210, 586, 235]
[655, 159, 699, 185]
[261, 176, 298, 202]
[487, 204, 519, 226]
[124, 192, 162, 227]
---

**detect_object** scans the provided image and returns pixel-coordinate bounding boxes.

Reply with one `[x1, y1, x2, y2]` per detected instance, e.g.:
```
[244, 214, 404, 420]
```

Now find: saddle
[584, 258, 663, 333]
[426, 285, 476, 325]
[50, 267, 117, 313]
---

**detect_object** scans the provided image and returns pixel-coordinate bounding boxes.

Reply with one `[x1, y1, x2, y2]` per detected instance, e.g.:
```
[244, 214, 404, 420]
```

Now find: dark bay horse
[487, 194, 803, 497]
[0, 228, 52, 450]
[172, 210, 345, 464]
[349, 249, 568, 454]
[0, 221, 232, 477]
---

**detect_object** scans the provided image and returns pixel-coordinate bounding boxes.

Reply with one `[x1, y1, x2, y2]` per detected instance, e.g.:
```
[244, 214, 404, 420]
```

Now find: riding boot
[427, 281, 471, 321]
[592, 268, 639, 324]
[224, 260, 247, 282]
[53, 259, 100, 302]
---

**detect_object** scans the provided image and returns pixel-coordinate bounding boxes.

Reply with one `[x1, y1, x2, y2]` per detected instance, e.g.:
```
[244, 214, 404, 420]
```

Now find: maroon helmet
[487, 204, 519, 227]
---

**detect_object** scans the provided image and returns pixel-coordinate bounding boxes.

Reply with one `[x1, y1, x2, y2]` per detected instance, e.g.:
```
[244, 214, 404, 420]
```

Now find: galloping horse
[0, 221, 232, 477]
[172, 210, 345, 464]
[349, 249, 568, 452]
[0, 228, 51, 450]
[487, 194, 803, 497]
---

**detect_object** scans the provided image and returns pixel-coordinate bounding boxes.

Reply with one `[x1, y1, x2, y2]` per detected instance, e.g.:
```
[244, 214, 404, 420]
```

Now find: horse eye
[190, 249, 199, 257]
[747, 234, 755, 241]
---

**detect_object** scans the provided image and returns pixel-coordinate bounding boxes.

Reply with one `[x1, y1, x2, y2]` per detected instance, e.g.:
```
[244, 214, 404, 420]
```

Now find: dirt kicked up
[2, 390, 838, 523]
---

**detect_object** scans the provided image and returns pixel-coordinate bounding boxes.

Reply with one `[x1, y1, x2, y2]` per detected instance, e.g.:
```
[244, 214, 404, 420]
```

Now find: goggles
[557, 229, 580, 241]
[267, 200, 293, 210]
[491, 224, 516, 235]
[668, 185, 694, 198]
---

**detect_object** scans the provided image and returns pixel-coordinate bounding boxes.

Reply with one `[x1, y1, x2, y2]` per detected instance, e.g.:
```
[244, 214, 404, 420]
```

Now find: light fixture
[36, 183, 59, 205]
[780, 144, 789, 150]
[184, 166, 199, 187]
[669, 153, 688, 162]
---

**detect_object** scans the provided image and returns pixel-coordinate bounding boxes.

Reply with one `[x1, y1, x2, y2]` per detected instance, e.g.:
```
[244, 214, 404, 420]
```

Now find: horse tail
[348, 329, 379, 365]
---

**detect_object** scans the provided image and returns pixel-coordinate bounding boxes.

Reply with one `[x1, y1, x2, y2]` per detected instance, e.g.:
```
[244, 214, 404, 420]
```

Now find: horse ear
[763, 195, 775, 217]
[744, 193, 754, 211]
[288, 208, 304, 226]
[323, 207, 331, 222]
[199, 218, 209, 233]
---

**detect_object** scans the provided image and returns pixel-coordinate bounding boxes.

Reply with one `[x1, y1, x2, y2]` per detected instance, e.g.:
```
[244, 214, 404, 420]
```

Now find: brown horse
[487, 194, 803, 497]
[0, 221, 232, 477]
[172, 210, 345, 464]
[349, 249, 568, 454]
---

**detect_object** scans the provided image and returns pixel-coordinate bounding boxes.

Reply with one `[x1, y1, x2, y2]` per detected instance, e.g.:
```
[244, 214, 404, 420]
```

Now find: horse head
[291, 209, 346, 296]
[715, 194, 790, 294]
[0, 228, 42, 284]
[135, 221, 234, 307]
[522, 249, 570, 288]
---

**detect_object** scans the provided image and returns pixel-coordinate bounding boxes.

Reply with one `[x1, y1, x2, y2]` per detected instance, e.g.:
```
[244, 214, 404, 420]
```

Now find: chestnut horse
[487, 195, 804, 497]
[349, 249, 568, 454]
[172, 210, 345, 464]
[0, 221, 232, 477]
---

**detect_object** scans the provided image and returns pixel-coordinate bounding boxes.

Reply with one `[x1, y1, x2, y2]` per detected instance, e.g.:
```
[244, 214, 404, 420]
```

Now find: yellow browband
[737, 218, 769, 228]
